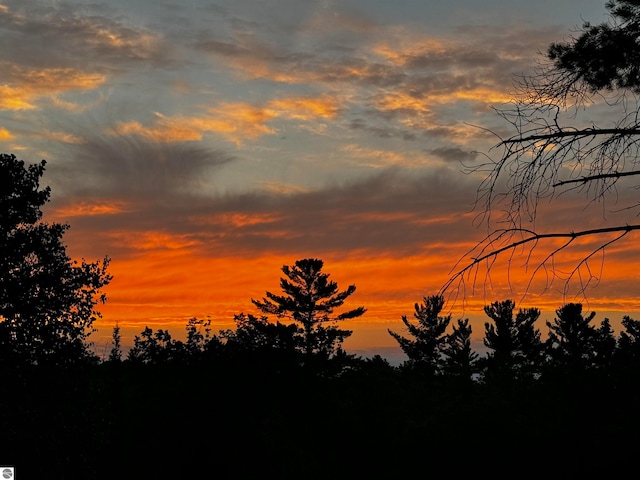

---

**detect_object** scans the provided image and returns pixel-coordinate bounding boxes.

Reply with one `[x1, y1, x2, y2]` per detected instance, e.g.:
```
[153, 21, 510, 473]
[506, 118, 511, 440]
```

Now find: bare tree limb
[553, 170, 640, 187]
[441, 224, 640, 298]
[447, 2, 640, 306]
[500, 127, 640, 144]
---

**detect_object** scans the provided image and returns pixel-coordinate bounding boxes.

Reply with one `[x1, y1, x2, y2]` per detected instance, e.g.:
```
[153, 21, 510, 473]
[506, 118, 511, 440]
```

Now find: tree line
[112, 292, 640, 386]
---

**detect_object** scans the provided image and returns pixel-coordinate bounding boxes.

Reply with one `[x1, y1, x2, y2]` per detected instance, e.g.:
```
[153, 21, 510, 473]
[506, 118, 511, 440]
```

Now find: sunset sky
[2, 0, 639, 361]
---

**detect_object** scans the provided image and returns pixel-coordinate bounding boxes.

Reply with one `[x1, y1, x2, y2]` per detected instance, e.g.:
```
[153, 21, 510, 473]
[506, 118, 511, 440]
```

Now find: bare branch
[500, 127, 640, 145]
[448, 3, 640, 306]
[553, 170, 640, 187]
[441, 224, 640, 298]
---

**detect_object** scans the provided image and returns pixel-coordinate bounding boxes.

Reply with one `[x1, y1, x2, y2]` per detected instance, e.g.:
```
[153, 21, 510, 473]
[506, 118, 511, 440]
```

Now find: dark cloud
[349, 118, 417, 141]
[0, 0, 174, 73]
[194, 37, 266, 59]
[51, 134, 234, 199]
[54, 168, 481, 260]
[403, 48, 501, 72]
[425, 147, 479, 164]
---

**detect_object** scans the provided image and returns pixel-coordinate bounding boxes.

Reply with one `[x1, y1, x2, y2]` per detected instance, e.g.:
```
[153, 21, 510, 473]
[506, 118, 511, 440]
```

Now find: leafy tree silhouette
[0, 153, 111, 365]
[482, 300, 543, 383]
[388, 295, 451, 375]
[252, 258, 366, 359]
[127, 326, 179, 364]
[184, 317, 217, 360]
[218, 313, 304, 372]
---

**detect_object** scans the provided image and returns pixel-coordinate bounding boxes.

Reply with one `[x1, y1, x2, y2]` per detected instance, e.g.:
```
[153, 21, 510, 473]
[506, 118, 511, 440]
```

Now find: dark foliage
[0, 153, 111, 366]
[3, 305, 640, 479]
[549, 0, 640, 93]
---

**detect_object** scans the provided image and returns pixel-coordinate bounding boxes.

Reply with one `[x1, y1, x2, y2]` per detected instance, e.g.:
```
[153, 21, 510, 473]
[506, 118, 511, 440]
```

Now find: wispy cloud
[0, 66, 105, 111]
[112, 95, 342, 145]
[0, 1, 171, 69]
[0, 126, 14, 141]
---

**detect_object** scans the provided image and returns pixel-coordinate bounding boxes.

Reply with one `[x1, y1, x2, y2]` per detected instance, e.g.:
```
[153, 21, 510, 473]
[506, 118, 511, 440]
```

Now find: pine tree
[442, 318, 478, 380]
[252, 258, 365, 358]
[388, 295, 451, 375]
[482, 300, 543, 382]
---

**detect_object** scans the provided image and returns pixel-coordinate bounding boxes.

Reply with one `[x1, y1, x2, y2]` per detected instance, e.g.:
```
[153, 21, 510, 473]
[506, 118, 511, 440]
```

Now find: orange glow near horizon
[85, 237, 640, 356]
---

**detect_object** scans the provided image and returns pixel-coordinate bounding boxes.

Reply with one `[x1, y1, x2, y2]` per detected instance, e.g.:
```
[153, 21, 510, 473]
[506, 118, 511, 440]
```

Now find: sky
[2, 0, 639, 361]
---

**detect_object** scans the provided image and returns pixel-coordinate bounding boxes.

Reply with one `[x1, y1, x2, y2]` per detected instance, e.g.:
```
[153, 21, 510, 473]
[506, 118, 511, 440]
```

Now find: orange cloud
[0, 84, 35, 110]
[114, 106, 276, 145]
[259, 182, 310, 195]
[436, 87, 513, 105]
[107, 231, 201, 252]
[16, 68, 106, 93]
[372, 37, 449, 65]
[267, 96, 340, 119]
[0, 127, 14, 141]
[341, 144, 428, 168]
[193, 212, 282, 228]
[115, 118, 205, 143]
[373, 91, 430, 113]
[39, 130, 86, 144]
[1, 67, 106, 111]
[114, 96, 341, 145]
[54, 201, 130, 218]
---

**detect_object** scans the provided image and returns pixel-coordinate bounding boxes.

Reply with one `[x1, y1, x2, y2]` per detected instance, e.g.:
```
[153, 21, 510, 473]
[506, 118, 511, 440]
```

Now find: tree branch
[441, 224, 640, 297]
[500, 127, 640, 145]
[553, 170, 640, 187]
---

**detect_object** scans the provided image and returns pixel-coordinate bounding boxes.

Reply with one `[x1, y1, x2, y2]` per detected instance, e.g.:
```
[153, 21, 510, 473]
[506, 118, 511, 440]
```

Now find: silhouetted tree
[252, 258, 366, 359]
[127, 327, 182, 364]
[108, 322, 122, 362]
[482, 300, 543, 382]
[546, 303, 599, 373]
[615, 315, 640, 377]
[184, 317, 215, 359]
[220, 313, 303, 354]
[617, 315, 640, 358]
[388, 295, 451, 375]
[126, 318, 222, 364]
[442, 318, 478, 380]
[593, 317, 617, 371]
[548, 0, 640, 93]
[0, 153, 111, 365]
